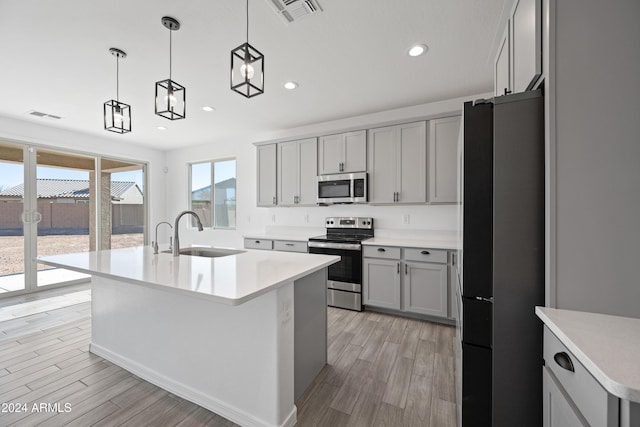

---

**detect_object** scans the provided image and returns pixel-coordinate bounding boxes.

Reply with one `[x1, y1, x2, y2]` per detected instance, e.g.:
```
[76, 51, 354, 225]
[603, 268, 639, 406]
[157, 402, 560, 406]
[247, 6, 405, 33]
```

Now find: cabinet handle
[504, 88, 512, 96]
[285, 243, 294, 246]
[393, 192, 397, 202]
[421, 250, 430, 255]
[273, 196, 276, 205]
[397, 263, 400, 274]
[377, 248, 386, 252]
[405, 264, 408, 274]
[294, 195, 299, 204]
[255, 240, 261, 244]
[554, 352, 575, 372]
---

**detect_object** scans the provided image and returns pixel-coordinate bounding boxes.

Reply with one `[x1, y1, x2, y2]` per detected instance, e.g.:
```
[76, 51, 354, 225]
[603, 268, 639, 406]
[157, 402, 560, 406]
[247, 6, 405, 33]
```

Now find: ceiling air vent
[268, 0, 322, 23]
[25, 110, 62, 120]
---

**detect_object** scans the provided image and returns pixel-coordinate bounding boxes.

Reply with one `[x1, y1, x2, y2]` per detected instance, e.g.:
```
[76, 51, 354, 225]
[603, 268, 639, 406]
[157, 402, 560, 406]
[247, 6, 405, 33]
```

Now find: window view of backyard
[190, 158, 236, 229]
[0, 141, 146, 295]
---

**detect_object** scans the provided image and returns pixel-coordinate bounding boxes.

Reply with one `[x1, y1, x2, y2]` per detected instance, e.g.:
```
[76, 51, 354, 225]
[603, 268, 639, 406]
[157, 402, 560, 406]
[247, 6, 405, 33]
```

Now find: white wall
[165, 93, 491, 249]
[0, 116, 166, 240]
[550, 0, 640, 317]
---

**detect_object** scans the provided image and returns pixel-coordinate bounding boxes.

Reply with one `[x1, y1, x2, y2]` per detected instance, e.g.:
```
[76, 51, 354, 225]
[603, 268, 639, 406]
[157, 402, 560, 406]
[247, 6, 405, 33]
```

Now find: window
[189, 159, 236, 229]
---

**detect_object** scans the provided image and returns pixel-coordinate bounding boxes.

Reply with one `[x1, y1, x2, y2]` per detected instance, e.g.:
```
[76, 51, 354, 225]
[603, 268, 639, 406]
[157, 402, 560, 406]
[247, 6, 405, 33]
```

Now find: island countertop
[37, 246, 340, 306]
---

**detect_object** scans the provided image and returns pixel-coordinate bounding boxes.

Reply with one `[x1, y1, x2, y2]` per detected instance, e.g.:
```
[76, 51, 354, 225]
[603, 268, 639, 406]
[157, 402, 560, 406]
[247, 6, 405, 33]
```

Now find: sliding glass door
[0, 140, 147, 297]
[0, 141, 27, 294]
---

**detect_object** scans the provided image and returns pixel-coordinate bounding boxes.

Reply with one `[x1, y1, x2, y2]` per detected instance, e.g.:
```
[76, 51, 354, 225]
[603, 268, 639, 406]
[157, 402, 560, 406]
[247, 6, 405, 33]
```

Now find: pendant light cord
[169, 29, 173, 81]
[246, 0, 249, 43]
[116, 55, 120, 102]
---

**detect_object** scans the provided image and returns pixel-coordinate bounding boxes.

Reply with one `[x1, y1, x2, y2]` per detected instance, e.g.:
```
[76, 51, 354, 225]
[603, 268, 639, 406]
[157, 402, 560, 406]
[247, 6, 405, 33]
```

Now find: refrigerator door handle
[474, 296, 494, 303]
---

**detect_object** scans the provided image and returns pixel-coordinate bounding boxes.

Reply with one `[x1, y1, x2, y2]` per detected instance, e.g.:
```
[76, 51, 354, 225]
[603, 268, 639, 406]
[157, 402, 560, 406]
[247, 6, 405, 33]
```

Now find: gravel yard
[0, 234, 144, 276]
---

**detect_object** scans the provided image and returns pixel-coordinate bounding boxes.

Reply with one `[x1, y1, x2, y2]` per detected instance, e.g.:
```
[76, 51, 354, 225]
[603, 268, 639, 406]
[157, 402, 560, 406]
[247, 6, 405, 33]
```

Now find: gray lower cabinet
[244, 238, 308, 253]
[363, 245, 451, 319]
[403, 261, 448, 318]
[543, 327, 623, 427]
[362, 258, 401, 309]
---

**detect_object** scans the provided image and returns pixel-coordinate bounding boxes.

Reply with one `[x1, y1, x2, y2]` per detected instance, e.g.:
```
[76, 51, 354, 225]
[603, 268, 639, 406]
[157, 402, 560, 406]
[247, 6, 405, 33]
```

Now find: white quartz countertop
[536, 307, 640, 402]
[37, 246, 339, 306]
[361, 237, 459, 250]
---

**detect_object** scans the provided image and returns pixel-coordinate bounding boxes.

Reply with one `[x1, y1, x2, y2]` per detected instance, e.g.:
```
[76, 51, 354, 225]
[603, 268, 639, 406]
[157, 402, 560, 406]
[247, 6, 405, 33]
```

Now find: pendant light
[104, 48, 131, 134]
[231, 0, 264, 98]
[155, 16, 186, 120]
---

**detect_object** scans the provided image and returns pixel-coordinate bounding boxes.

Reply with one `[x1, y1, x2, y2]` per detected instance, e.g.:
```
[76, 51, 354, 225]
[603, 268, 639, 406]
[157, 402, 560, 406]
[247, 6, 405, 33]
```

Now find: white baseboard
[90, 343, 297, 427]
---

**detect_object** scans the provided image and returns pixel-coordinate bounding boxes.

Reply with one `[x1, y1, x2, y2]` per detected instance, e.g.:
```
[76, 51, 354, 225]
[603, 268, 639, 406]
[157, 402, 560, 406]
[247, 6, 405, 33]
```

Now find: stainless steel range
[308, 217, 373, 311]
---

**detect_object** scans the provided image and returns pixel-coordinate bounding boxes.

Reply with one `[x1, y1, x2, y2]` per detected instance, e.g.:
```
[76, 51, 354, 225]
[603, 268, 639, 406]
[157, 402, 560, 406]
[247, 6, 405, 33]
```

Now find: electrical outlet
[403, 214, 410, 225]
[272, 214, 276, 223]
[304, 214, 309, 223]
[247, 215, 251, 223]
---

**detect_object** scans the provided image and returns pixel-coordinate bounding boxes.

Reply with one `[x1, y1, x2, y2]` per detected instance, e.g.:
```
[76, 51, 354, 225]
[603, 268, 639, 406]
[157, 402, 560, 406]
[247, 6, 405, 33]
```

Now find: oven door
[308, 243, 361, 290]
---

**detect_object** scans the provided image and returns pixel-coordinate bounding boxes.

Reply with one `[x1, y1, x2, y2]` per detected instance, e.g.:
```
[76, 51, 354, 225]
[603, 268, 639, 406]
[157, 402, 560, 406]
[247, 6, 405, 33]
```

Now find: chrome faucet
[152, 221, 173, 254]
[173, 210, 204, 256]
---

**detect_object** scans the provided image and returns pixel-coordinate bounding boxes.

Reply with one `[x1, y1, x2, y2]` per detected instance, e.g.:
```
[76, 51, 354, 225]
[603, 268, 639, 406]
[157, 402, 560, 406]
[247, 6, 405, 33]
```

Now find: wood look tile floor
[0, 287, 457, 427]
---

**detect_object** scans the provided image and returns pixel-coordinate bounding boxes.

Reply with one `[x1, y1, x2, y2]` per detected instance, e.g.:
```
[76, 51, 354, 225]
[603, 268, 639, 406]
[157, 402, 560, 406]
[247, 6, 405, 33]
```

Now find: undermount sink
[161, 248, 245, 258]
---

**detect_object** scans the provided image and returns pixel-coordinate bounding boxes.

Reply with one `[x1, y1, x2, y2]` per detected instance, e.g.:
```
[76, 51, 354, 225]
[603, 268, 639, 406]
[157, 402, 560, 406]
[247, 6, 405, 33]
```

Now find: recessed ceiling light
[408, 44, 428, 57]
[202, 106, 215, 112]
[157, 126, 167, 131]
[284, 81, 298, 90]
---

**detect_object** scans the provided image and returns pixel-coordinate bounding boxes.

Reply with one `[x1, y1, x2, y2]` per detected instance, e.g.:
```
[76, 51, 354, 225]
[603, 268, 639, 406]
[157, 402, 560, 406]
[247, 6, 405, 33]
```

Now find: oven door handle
[308, 242, 362, 251]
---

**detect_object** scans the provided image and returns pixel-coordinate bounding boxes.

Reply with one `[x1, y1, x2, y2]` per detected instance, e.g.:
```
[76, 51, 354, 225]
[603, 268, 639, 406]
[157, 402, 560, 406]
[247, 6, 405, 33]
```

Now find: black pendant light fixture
[231, 0, 264, 98]
[155, 16, 186, 120]
[104, 48, 131, 134]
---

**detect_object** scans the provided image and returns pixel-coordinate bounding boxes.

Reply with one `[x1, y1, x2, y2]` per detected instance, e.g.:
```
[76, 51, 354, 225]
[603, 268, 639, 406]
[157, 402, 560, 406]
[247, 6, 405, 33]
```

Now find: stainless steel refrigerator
[460, 89, 544, 426]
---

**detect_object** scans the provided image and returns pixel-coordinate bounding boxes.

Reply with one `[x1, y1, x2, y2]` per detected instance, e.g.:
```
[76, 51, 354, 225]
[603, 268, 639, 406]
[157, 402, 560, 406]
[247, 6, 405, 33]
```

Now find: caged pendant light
[230, 0, 264, 98]
[104, 48, 131, 134]
[155, 16, 186, 120]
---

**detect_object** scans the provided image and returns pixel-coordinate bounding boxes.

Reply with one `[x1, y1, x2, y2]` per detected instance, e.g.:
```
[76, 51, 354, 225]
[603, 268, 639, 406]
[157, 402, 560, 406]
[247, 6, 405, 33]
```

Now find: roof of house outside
[192, 178, 236, 201]
[0, 179, 140, 199]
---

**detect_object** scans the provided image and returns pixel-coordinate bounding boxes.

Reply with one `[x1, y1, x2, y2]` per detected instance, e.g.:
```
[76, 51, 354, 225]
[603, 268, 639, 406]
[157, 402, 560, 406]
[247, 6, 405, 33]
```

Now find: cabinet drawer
[543, 327, 618, 427]
[243, 238, 274, 250]
[403, 248, 448, 263]
[363, 245, 401, 260]
[274, 240, 308, 253]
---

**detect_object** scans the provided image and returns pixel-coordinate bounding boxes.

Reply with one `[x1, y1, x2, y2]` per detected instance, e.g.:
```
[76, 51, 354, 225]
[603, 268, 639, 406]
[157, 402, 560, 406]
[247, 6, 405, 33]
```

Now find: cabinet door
[343, 130, 367, 172]
[543, 367, 589, 427]
[318, 134, 343, 175]
[277, 141, 299, 206]
[495, 22, 511, 96]
[403, 261, 448, 317]
[363, 258, 400, 309]
[428, 117, 460, 204]
[398, 121, 427, 203]
[367, 126, 397, 204]
[297, 138, 318, 205]
[511, 0, 542, 92]
[256, 144, 277, 206]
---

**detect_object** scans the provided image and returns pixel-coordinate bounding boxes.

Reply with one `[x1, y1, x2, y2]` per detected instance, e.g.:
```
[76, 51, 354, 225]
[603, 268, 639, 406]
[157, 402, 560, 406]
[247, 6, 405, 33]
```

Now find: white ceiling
[0, 0, 506, 150]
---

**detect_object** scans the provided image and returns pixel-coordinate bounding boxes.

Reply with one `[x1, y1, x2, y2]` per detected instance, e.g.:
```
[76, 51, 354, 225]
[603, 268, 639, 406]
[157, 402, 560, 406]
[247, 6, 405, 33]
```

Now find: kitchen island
[37, 246, 340, 427]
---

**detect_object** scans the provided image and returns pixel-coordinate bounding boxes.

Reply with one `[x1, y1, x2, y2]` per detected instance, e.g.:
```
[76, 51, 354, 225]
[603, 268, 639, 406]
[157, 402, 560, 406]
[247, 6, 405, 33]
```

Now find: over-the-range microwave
[317, 172, 368, 204]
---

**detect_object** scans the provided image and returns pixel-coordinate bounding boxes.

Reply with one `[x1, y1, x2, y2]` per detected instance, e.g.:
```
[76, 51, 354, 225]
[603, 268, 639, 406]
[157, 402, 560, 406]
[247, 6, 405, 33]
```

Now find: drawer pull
[377, 248, 386, 252]
[554, 352, 575, 372]
[421, 250, 430, 255]
[255, 240, 260, 244]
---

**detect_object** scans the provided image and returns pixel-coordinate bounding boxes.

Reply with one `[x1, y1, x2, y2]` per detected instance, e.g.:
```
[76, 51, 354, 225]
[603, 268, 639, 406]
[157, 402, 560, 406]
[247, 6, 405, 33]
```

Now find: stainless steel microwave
[317, 172, 368, 204]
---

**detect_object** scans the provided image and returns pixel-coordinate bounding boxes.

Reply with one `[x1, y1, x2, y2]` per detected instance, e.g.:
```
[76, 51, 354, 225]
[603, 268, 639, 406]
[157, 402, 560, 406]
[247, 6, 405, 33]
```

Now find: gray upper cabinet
[511, 0, 542, 92]
[428, 116, 460, 204]
[277, 138, 317, 206]
[495, 22, 511, 96]
[495, 0, 542, 96]
[368, 121, 427, 204]
[318, 130, 366, 174]
[256, 144, 277, 207]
